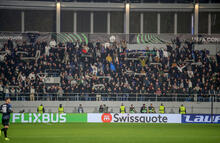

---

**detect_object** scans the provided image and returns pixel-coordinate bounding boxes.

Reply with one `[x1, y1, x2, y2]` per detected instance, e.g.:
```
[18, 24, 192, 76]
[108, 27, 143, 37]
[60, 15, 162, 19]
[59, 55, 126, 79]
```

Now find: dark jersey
[1, 103, 12, 120]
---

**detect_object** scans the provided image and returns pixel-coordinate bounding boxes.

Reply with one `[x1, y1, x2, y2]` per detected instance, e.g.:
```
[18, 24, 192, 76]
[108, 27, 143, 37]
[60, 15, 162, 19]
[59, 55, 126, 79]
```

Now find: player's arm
[0, 105, 2, 113]
[8, 105, 13, 113]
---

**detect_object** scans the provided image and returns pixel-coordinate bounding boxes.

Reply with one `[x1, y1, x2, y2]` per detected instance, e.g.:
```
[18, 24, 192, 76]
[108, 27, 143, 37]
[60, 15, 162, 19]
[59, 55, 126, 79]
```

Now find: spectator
[30, 86, 35, 101]
[99, 104, 104, 113]
[78, 104, 84, 113]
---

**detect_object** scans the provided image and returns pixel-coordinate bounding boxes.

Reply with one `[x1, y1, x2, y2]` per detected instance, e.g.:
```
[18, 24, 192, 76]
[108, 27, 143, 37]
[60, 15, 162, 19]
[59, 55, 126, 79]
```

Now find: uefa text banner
[87, 113, 181, 123]
[182, 114, 220, 124]
[0, 113, 87, 123]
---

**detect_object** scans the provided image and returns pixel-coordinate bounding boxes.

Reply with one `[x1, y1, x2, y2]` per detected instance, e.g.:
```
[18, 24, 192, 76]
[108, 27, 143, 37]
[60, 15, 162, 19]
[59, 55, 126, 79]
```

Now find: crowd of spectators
[0, 37, 220, 102]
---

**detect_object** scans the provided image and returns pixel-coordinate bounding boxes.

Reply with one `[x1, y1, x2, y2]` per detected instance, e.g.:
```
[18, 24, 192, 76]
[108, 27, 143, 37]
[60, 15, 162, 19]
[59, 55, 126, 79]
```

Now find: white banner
[88, 113, 181, 123]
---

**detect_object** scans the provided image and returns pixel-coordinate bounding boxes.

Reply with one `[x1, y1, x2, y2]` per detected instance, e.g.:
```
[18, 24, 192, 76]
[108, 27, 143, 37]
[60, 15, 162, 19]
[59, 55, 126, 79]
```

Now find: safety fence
[0, 113, 219, 124]
[1, 93, 220, 102]
[1, 32, 220, 44]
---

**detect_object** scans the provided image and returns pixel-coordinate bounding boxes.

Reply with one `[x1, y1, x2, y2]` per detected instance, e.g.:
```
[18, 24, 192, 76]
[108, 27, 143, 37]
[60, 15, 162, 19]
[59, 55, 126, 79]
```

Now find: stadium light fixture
[57, 2, 61, 9]
[195, 3, 199, 10]
[126, 3, 130, 10]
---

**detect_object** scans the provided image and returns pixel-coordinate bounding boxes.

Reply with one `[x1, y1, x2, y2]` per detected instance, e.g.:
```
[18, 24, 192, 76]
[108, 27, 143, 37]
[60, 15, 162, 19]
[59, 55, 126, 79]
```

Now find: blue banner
[182, 114, 220, 124]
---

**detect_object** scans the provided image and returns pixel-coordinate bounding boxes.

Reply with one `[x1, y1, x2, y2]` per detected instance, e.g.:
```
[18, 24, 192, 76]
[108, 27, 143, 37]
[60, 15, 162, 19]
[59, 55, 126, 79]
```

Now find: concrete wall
[3, 101, 220, 114]
[194, 44, 220, 55]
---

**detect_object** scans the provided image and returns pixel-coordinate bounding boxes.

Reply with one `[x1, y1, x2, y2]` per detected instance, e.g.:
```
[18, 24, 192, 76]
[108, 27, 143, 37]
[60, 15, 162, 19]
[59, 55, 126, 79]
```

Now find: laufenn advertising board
[88, 113, 181, 123]
[0, 113, 87, 123]
[182, 114, 220, 124]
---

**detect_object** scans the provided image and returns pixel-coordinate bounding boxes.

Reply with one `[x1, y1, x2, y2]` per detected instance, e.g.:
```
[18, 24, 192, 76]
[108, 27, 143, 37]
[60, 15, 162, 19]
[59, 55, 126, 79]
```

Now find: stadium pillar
[56, 2, 61, 33]
[125, 3, 130, 34]
[107, 12, 110, 34]
[140, 13, 144, 34]
[91, 12, 94, 34]
[21, 11, 25, 33]
[74, 12, 77, 33]
[208, 12, 211, 35]
[174, 13, 177, 35]
[157, 13, 160, 35]
[194, 3, 199, 35]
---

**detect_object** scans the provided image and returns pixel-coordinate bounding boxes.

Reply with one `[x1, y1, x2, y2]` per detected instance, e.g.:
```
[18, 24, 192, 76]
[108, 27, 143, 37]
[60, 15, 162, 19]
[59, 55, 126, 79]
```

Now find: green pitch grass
[1, 123, 220, 143]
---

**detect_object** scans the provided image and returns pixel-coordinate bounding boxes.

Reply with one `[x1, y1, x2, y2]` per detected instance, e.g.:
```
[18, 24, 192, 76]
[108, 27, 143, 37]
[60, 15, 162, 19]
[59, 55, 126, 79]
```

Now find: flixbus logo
[12, 113, 66, 123]
[101, 113, 112, 123]
[182, 114, 220, 123]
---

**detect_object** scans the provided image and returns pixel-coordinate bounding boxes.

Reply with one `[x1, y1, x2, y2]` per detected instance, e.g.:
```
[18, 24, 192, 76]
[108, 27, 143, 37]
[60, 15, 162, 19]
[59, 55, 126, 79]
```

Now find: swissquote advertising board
[87, 113, 181, 123]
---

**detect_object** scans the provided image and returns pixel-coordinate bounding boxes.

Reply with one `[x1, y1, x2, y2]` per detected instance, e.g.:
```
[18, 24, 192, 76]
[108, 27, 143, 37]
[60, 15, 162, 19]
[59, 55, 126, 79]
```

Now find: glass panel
[198, 12, 208, 34]
[0, 9, 21, 32]
[94, 12, 107, 33]
[77, 11, 90, 33]
[25, 10, 56, 32]
[160, 12, 174, 33]
[177, 12, 191, 33]
[130, 12, 140, 33]
[61, 11, 73, 32]
[211, 12, 220, 33]
[110, 11, 124, 33]
[143, 12, 157, 33]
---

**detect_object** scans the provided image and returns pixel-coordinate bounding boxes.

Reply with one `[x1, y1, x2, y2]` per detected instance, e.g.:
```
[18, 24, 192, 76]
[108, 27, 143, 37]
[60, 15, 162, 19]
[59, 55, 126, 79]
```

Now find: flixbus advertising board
[87, 113, 181, 123]
[0, 113, 87, 123]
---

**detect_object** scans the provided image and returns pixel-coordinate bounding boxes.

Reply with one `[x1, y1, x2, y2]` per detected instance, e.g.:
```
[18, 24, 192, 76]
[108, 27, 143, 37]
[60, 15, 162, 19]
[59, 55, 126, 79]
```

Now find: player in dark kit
[0, 98, 13, 141]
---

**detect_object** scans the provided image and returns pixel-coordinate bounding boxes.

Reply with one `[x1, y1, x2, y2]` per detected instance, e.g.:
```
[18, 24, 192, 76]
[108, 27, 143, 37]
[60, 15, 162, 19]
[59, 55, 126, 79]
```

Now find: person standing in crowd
[0, 82, 3, 100]
[159, 103, 165, 114]
[3, 85, 10, 99]
[148, 103, 156, 113]
[37, 104, 45, 113]
[129, 104, 136, 113]
[140, 104, 147, 113]
[78, 104, 84, 113]
[103, 104, 108, 113]
[120, 103, 126, 113]
[179, 104, 186, 114]
[30, 86, 35, 101]
[99, 104, 104, 113]
[58, 104, 64, 113]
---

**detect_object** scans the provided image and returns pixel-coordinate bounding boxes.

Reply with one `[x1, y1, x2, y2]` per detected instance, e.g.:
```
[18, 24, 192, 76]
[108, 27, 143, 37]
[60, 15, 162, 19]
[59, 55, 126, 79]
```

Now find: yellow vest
[58, 107, 64, 113]
[180, 106, 186, 114]
[38, 106, 43, 113]
[159, 106, 165, 114]
[120, 106, 125, 113]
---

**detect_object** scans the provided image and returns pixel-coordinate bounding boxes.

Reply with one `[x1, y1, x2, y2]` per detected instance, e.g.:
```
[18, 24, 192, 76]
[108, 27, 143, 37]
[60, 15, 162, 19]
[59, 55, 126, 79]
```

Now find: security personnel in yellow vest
[140, 104, 147, 113]
[148, 103, 156, 113]
[179, 104, 186, 114]
[120, 103, 126, 113]
[58, 104, 64, 113]
[37, 104, 45, 113]
[159, 103, 165, 114]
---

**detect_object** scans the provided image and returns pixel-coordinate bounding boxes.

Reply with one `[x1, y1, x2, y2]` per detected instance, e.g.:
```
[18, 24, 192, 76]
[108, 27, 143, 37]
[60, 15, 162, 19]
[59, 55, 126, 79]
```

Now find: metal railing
[1, 92, 220, 102]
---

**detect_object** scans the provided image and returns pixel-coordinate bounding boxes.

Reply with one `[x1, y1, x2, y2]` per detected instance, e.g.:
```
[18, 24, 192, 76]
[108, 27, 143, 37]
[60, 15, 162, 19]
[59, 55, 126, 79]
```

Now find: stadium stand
[0, 37, 219, 102]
